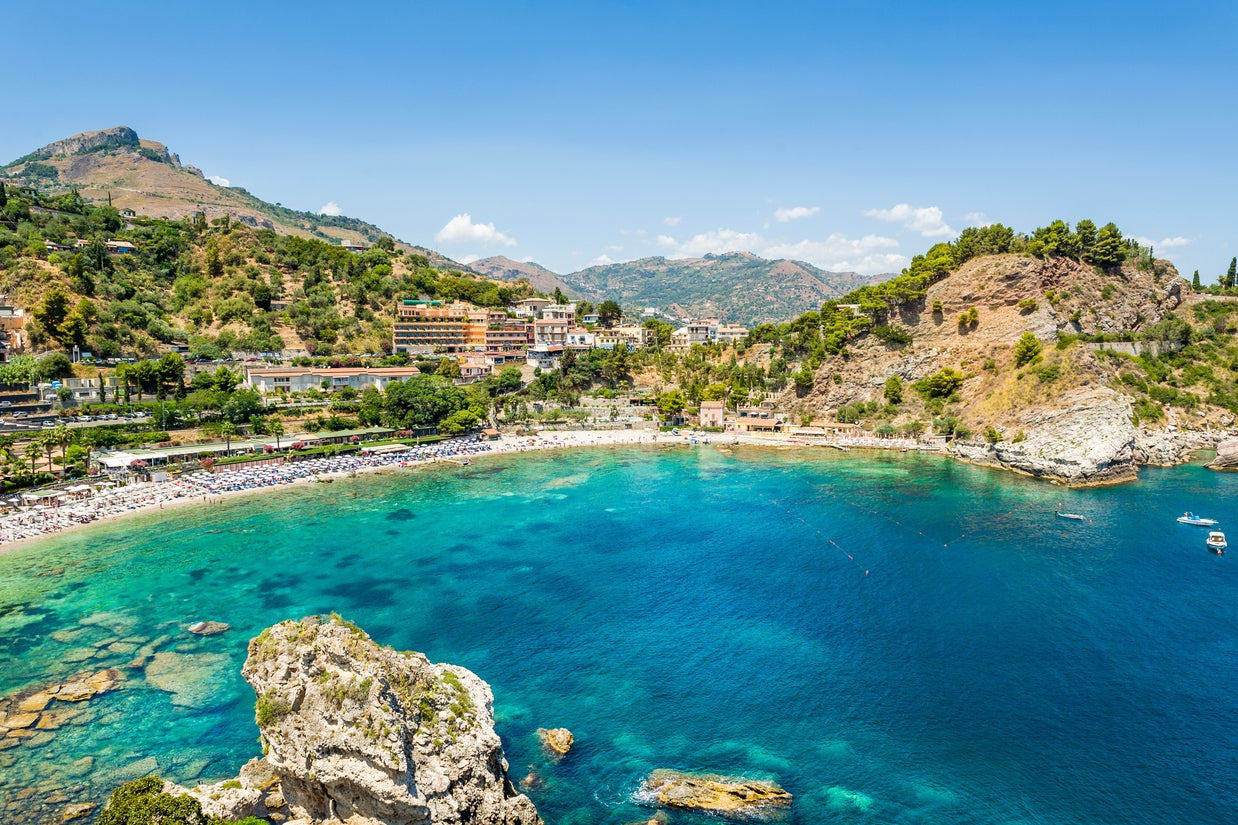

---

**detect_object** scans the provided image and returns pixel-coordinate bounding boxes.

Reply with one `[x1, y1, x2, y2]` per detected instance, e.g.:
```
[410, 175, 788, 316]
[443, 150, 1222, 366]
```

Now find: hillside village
[4, 131, 1238, 507]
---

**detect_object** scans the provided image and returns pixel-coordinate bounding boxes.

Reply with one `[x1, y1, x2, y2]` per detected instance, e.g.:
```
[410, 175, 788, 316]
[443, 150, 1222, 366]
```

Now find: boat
[1056, 511, 1086, 521]
[1206, 531, 1227, 554]
[1177, 512, 1219, 526]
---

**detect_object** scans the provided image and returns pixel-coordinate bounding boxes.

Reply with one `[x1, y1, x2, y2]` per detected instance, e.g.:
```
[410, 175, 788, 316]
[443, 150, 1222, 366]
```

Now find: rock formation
[1207, 437, 1238, 470]
[642, 769, 792, 816]
[536, 727, 574, 757]
[949, 387, 1138, 485]
[239, 614, 542, 825]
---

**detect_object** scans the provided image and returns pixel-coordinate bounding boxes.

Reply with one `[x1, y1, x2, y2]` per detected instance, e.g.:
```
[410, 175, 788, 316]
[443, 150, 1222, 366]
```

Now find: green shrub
[1017, 298, 1038, 313]
[255, 691, 292, 727]
[913, 368, 965, 399]
[1013, 332, 1043, 367]
[1034, 363, 1061, 383]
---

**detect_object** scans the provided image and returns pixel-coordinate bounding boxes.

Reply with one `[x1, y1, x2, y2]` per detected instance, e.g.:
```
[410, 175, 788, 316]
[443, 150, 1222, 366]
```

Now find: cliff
[175, 615, 542, 825]
[787, 253, 1217, 485]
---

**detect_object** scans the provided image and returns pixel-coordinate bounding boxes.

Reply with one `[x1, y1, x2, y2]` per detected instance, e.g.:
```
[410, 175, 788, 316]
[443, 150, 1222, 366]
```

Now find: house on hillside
[106, 239, 136, 254]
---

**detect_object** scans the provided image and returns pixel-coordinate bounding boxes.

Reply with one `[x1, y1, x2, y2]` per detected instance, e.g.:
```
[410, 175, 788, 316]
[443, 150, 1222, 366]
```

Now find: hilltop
[466, 256, 576, 297]
[0, 126, 460, 269]
[473, 252, 877, 325]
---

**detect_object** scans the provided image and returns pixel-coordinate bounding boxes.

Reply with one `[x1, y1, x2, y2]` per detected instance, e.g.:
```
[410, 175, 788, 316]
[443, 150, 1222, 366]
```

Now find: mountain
[0, 126, 461, 269]
[474, 251, 879, 325]
[466, 256, 576, 297]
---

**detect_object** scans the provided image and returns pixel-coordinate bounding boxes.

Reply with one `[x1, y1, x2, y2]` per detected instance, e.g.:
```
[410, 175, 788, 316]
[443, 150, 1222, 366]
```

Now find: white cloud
[663, 216, 682, 226]
[656, 228, 902, 275]
[591, 254, 615, 266]
[1135, 236, 1191, 249]
[317, 201, 341, 217]
[864, 203, 955, 238]
[774, 206, 820, 223]
[435, 213, 517, 247]
[964, 211, 990, 227]
[207, 175, 230, 187]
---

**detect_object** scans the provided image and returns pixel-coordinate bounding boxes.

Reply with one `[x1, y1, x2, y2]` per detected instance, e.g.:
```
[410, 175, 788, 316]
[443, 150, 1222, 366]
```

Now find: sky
[5, 1, 1237, 280]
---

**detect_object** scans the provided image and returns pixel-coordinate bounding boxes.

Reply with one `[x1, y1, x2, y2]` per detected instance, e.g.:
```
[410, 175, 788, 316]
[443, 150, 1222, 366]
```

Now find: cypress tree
[0, 181, 7, 207]
[1192, 270, 1201, 290]
[1228, 257, 1236, 289]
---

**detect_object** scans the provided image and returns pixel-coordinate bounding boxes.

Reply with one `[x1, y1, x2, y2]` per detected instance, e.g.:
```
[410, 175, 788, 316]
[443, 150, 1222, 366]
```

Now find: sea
[1, 444, 1236, 824]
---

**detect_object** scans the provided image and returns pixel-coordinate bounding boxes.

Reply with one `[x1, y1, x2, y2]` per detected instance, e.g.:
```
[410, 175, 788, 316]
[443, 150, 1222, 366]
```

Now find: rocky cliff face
[949, 387, 1138, 484]
[240, 615, 541, 825]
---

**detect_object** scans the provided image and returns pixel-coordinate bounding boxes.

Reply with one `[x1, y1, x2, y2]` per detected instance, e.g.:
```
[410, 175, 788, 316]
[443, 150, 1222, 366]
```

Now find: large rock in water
[643, 769, 792, 816]
[1207, 437, 1238, 470]
[241, 615, 541, 825]
[950, 388, 1138, 485]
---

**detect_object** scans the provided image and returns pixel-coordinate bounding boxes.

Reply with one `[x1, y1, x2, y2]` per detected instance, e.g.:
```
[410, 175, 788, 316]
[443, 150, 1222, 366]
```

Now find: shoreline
[9, 424, 1165, 556]
[0, 430, 830, 556]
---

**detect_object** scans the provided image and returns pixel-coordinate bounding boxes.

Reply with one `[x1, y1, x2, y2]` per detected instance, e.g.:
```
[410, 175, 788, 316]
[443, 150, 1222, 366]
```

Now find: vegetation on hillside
[0, 187, 536, 358]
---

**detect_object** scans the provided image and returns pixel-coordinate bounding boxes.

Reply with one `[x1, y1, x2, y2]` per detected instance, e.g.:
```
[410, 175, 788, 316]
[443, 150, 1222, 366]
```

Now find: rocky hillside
[475, 251, 877, 325]
[782, 251, 1231, 484]
[1, 126, 459, 268]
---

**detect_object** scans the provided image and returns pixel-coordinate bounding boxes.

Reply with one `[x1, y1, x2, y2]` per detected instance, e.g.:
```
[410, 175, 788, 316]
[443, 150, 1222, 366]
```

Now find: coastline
[0, 429, 844, 557]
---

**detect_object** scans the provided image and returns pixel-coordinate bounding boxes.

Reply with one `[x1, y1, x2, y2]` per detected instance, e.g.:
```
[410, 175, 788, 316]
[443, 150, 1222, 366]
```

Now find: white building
[245, 366, 421, 395]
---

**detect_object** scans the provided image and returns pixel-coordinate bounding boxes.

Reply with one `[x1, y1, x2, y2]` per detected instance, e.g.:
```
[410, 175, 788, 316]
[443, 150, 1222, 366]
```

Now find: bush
[913, 368, 965, 399]
[1017, 298, 1038, 313]
[97, 777, 207, 825]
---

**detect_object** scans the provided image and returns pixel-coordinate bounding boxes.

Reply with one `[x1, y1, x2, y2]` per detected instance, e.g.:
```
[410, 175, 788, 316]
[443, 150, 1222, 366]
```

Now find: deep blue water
[1, 445, 1237, 824]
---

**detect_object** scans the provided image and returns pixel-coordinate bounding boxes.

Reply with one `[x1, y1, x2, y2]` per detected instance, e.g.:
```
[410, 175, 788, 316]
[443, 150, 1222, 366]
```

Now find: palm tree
[39, 432, 56, 478]
[24, 441, 40, 475]
[220, 421, 237, 456]
[269, 419, 285, 451]
[52, 425, 73, 478]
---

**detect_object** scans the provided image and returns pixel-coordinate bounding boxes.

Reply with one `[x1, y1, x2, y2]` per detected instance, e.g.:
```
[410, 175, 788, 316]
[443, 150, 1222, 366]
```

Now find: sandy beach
[0, 429, 922, 554]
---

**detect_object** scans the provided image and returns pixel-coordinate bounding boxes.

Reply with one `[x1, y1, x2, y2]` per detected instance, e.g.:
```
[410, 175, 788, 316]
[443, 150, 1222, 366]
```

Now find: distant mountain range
[471, 253, 881, 325]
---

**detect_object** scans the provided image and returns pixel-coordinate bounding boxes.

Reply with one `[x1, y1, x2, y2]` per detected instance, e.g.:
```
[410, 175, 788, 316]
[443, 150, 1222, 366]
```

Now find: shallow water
[1, 446, 1237, 823]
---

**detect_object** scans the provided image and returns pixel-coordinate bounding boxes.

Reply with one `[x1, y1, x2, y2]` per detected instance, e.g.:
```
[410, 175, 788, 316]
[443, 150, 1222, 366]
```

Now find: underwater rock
[642, 770, 792, 816]
[187, 621, 231, 636]
[144, 652, 230, 708]
[60, 801, 95, 820]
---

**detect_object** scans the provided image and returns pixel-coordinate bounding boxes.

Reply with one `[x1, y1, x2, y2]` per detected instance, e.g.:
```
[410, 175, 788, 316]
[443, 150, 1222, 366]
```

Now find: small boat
[1206, 531, 1227, 554]
[1056, 511, 1086, 521]
[1177, 512, 1219, 526]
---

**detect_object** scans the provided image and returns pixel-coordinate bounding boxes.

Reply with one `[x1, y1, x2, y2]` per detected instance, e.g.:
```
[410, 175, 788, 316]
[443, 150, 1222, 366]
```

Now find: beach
[0, 428, 927, 553]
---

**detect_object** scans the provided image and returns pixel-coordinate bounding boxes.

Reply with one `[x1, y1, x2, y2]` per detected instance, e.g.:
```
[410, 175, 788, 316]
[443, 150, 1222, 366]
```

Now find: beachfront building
[533, 318, 572, 346]
[527, 344, 565, 370]
[699, 400, 725, 428]
[245, 366, 421, 395]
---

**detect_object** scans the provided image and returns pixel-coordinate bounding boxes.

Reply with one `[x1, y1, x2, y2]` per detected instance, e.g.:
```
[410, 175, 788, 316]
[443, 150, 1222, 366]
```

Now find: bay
[1, 445, 1236, 824]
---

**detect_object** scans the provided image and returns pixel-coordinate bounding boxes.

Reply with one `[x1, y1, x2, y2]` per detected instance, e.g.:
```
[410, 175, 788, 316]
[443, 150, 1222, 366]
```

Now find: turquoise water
[2, 446, 1238, 824]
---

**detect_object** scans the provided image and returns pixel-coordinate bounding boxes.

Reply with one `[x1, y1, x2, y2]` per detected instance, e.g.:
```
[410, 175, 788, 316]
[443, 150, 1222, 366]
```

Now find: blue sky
[5, 1, 1237, 279]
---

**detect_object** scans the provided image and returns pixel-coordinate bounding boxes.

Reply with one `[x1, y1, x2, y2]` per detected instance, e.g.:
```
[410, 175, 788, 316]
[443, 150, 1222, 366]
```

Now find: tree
[0, 181, 7, 208]
[1193, 270, 1202, 290]
[33, 352, 74, 382]
[1013, 331, 1043, 367]
[792, 365, 814, 391]
[1090, 223, 1125, 267]
[220, 421, 238, 455]
[884, 375, 903, 404]
[1228, 257, 1237, 290]
[598, 299, 623, 326]
[655, 388, 687, 419]
[269, 419, 285, 450]
[553, 287, 567, 304]
[213, 366, 241, 394]
[52, 425, 73, 479]
[32, 286, 71, 333]
[436, 358, 461, 379]
[1074, 219, 1097, 261]
[221, 388, 263, 423]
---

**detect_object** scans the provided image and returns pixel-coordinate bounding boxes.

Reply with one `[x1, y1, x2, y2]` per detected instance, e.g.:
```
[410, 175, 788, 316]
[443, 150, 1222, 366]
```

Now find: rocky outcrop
[187, 620, 230, 636]
[1207, 437, 1238, 470]
[240, 615, 541, 825]
[1137, 426, 1225, 466]
[950, 388, 1138, 485]
[642, 770, 792, 816]
[537, 727, 574, 757]
[30, 126, 140, 159]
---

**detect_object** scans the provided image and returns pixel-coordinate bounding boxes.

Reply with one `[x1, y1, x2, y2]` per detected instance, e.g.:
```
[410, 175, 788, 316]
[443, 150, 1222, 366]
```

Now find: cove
[1, 445, 1236, 824]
